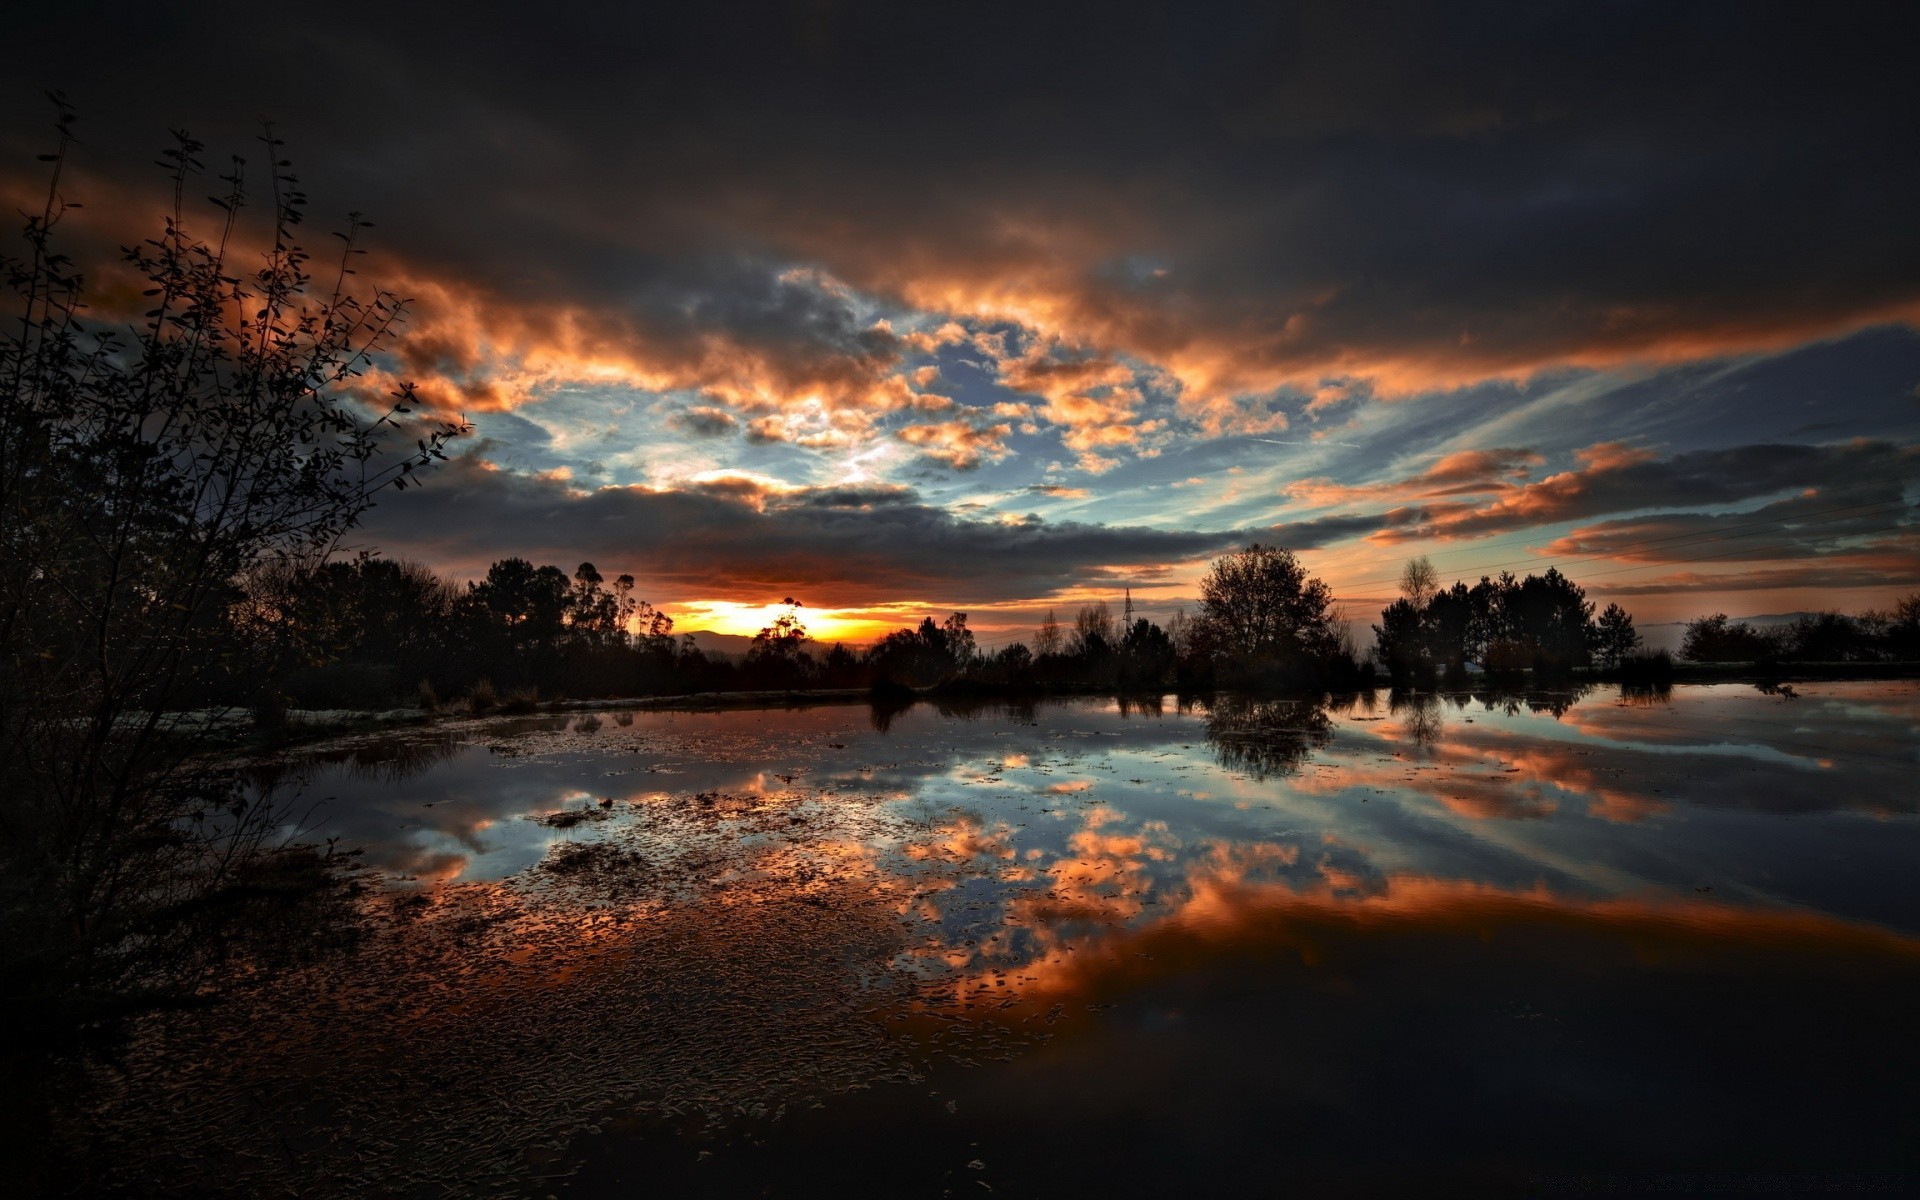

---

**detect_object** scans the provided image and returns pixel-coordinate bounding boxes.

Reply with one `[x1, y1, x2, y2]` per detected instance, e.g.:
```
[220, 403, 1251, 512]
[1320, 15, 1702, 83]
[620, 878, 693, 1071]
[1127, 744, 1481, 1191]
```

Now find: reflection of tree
[241, 735, 468, 812]
[1388, 691, 1445, 753]
[1464, 683, 1595, 719]
[1618, 681, 1673, 707]
[1202, 696, 1334, 780]
[927, 696, 1040, 725]
[329, 735, 468, 784]
[868, 696, 916, 732]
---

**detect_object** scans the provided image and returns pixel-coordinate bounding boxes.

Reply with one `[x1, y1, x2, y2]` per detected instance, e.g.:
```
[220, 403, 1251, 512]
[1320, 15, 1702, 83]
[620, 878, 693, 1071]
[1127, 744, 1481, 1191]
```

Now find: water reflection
[1201, 694, 1335, 779]
[96, 681, 1920, 1196]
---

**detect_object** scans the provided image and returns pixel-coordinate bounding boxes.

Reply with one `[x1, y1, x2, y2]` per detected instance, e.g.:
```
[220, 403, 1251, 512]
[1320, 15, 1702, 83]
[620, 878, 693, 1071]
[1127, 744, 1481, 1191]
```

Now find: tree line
[255, 545, 1920, 712]
[1371, 555, 1920, 682]
[1370, 558, 1645, 683]
[1679, 601, 1920, 664]
[252, 542, 1375, 708]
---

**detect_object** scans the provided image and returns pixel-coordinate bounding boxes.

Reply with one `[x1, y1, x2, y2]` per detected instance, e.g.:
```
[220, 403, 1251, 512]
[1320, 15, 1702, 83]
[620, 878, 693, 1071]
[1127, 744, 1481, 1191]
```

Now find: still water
[94, 682, 1920, 1196]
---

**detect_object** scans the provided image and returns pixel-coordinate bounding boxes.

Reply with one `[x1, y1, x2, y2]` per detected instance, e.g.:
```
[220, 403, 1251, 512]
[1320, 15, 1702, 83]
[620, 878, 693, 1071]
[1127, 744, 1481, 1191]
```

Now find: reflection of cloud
[1299, 724, 1657, 823]
[989, 868, 1920, 1017]
[904, 815, 1017, 864]
[387, 849, 472, 886]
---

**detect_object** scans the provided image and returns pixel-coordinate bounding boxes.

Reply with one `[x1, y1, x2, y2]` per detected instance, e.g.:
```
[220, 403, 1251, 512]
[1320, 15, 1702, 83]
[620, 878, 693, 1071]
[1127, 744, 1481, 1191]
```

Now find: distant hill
[677, 630, 757, 661]
[675, 630, 860, 661]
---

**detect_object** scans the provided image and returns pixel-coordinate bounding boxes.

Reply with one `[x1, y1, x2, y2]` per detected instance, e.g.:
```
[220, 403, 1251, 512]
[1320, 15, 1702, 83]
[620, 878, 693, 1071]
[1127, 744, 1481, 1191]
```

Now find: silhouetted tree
[1034, 609, 1063, 657]
[1680, 614, 1784, 663]
[1883, 593, 1920, 660]
[1372, 598, 1428, 681]
[1375, 567, 1608, 678]
[1593, 603, 1640, 669]
[746, 598, 811, 687]
[1, 105, 461, 1036]
[942, 612, 978, 667]
[1496, 568, 1595, 671]
[1118, 617, 1176, 686]
[1192, 544, 1343, 683]
[1071, 601, 1116, 656]
[867, 611, 973, 685]
[468, 558, 570, 654]
[1424, 582, 1485, 677]
[1400, 555, 1439, 607]
[819, 641, 862, 686]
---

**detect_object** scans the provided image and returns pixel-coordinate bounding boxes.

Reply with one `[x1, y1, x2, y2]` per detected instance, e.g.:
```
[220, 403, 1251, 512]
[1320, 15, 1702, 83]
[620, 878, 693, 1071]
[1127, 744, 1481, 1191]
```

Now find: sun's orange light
[669, 601, 886, 643]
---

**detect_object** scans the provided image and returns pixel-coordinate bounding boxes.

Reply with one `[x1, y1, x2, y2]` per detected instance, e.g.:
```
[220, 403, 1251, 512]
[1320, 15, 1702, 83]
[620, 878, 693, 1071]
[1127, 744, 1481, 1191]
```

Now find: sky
[6, 1, 1918, 643]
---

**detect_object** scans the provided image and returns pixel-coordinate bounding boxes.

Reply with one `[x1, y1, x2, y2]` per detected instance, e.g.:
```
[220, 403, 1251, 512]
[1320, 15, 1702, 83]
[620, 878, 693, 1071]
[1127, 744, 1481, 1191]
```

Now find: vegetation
[1, 105, 460, 1054]
[1369, 552, 1919, 680]
[1679, 598, 1920, 664]
[235, 543, 1375, 707]
[206, 546, 1920, 717]
[1372, 560, 1609, 682]
[1184, 543, 1362, 688]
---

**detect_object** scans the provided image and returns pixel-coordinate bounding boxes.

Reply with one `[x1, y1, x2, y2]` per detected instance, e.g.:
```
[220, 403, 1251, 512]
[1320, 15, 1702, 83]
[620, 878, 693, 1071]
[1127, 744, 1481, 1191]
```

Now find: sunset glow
[4, 6, 1911, 631]
[669, 601, 885, 643]
[11, 6, 1918, 1194]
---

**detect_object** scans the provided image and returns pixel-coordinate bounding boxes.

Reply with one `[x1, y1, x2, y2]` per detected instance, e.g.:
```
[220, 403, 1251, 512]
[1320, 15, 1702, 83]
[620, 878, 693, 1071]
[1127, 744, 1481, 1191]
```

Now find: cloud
[15, 1, 1917, 440]
[1287, 445, 1547, 507]
[1421, 447, 1545, 487]
[9, 1, 1920, 618]
[1591, 557, 1920, 597]
[894, 419, 1015, 470]
[1370, 440, 1920, 544]
[354, 454, 1259, 605]
[1542, 486, 1917, 563]
[670, 406, 740, 437]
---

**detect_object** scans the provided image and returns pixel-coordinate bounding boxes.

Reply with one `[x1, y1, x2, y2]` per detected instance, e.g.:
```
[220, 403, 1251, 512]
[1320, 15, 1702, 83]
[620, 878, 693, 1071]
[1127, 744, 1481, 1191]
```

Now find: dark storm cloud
[1375, 440, 1920, 543]
[12, 2, 1920, 609]
[352, 458, 1263, 605]
[1592, 558, 1920, 597]
[669, 406, 741, 438]
[9, 0, 1919, 406]
[1544, 486, 1917, 562]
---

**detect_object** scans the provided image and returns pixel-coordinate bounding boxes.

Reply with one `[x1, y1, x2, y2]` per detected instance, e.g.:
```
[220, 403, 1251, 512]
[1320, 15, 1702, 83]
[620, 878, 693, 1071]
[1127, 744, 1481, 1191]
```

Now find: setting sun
[669, 600, 882, 643]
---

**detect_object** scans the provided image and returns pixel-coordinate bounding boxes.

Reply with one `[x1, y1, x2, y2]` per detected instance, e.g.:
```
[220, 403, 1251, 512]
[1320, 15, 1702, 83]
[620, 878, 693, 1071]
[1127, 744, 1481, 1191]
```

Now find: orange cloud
[895, 419, 1014, 469]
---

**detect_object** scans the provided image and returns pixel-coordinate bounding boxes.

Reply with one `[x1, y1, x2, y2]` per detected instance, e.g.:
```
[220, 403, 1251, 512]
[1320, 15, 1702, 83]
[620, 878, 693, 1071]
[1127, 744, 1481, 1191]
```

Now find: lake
[86, 681, 1920, 1196]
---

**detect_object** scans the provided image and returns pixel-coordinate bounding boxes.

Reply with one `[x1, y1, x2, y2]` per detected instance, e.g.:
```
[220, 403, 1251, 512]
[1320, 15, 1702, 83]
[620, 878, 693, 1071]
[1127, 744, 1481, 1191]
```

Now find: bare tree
[1034, 608, 1063, 656]
[1165, 607, 1192, 655]
[1399, 555, 1439, 607]
[1072, 601, 1115, 654]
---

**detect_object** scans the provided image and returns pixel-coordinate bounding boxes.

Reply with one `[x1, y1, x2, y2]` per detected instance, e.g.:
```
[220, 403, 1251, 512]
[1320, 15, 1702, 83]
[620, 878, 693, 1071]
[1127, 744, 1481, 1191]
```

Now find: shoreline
[224, 662, 1920, 749]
